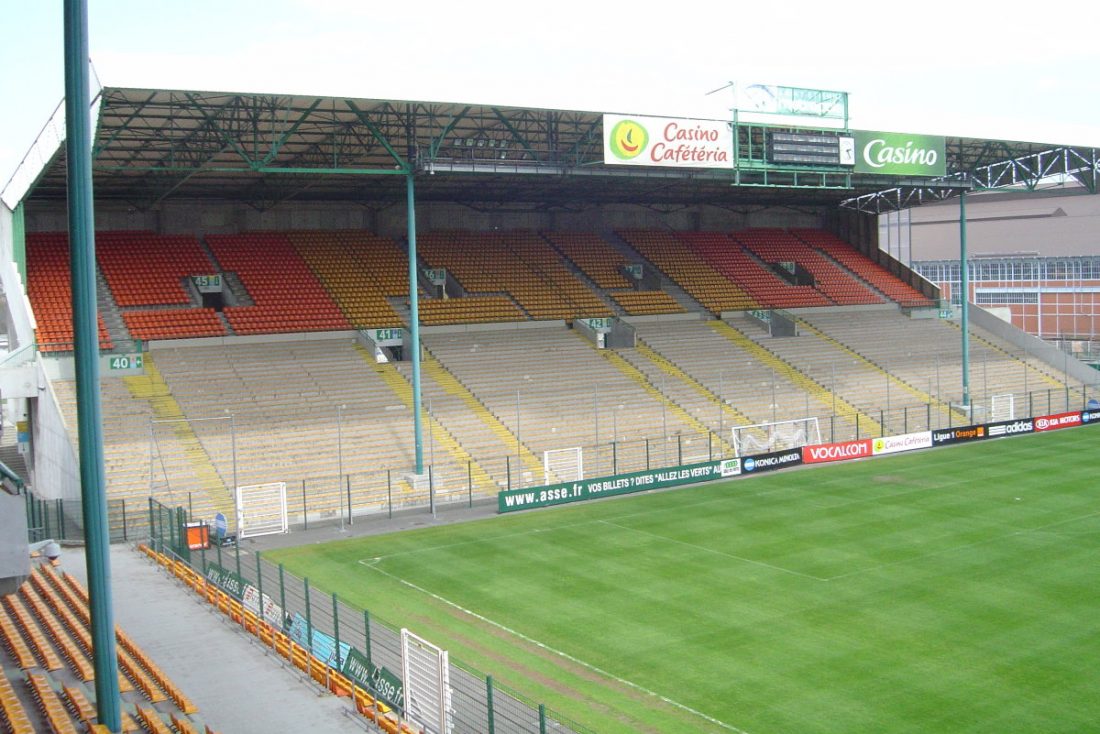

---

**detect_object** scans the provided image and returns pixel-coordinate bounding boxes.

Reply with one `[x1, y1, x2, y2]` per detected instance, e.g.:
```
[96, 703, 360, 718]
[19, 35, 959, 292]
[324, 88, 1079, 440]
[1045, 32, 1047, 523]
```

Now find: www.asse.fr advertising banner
[499, 409, 1100, 514]
[499, 458, 741, 513]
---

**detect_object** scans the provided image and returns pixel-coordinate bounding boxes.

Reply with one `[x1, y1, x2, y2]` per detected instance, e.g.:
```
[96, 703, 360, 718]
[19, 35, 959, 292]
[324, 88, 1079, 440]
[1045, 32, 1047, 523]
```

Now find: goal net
[991, 394, 1015, 422]
[731, 417, 821, 457]
[235, 482, 289, 539]
[401, 629, 453, 734]
[544, 447, 583, 485]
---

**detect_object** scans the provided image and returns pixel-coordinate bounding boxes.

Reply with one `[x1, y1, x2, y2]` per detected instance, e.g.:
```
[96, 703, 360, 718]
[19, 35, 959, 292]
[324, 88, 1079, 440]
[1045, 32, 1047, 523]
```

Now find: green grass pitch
[266, 427, 1100, 734]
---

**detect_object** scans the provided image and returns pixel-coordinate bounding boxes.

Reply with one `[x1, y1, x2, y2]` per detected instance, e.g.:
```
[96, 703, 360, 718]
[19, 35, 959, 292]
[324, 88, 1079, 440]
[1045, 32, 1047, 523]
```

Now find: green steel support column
[960, 190, 971, 407]
[64, 0, 121, 729]
[407, 174, 424, 473]
[12, 203, 26, 283]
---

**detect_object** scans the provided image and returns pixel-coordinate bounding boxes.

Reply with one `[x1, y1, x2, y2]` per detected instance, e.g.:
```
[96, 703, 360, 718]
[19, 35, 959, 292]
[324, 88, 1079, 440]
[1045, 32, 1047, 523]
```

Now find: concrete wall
[24, 199, 827, 240]
[0, 491, 29, 594]
[32, 360, 80, 501]
[0, 205, 35, 351]
[908, 188, 1100, 260]
[969, 304, 1099, 386]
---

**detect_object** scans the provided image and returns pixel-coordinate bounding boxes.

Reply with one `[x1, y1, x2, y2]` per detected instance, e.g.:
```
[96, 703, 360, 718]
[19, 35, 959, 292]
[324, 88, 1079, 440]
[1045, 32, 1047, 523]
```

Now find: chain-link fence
[146, 504, 597, 734]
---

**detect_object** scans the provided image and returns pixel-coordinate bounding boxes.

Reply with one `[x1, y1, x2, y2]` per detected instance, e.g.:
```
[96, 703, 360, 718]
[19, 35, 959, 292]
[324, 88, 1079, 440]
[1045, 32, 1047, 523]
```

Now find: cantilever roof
[7, 87, 1099, 213]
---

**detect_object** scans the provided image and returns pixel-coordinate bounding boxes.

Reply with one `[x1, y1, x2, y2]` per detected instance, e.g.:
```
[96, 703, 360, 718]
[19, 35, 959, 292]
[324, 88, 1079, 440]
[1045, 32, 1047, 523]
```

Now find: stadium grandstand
[1, 79, 1099, 733]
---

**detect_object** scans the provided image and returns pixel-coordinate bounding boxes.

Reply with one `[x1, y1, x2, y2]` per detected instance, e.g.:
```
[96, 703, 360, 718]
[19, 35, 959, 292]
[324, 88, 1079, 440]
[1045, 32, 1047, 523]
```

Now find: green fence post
[302, 479, 308, 531]
[305, 578, 313, 650]
[346, 475, 353, 526]
[506, 455, 512, 492]
[387, 470, 393, 519]
[147, 498, 155, 550]
[278, 563, 286, 630]
[645, 437, 650, 470]
[538, 703, 547, 734]
[216, 537, 223, 568]
[121, 499, 127, 542]
[256, 551, 264, 621]
[234, 537, 242, 579]
[333, 592, 341, 668]
[677, 434, 682, 465]
[485, 675, 495, 734]
[363, 610, 372, 666]
[613, 440, 618, 474]
[468, 462, 473, 508]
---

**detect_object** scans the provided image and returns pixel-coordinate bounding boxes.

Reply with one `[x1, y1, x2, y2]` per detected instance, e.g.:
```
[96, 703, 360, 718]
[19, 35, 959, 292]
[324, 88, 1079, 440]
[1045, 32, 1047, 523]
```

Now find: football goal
[235, 481, 289, 539]
[401, 629, 453, 734]
[731, 417, 821, 457]
[991, 394, 1015, 422]
[544, 447, 583, 485]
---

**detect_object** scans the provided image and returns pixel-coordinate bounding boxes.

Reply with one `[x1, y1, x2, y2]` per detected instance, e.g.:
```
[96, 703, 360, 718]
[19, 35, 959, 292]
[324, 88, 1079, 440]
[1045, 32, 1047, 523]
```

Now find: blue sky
[3, 0, 1099, 189]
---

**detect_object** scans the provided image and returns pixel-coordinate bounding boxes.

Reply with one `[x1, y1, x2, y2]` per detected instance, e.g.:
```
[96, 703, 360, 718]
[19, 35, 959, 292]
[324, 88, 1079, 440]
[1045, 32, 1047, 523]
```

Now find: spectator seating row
[618, 229, 758, 313]
[26, 233, 113, 352]
[286, 230, 407, 328]
[678, 231, 832, 309]
[0, 562, 217, 734]
[139, 545, 416, 734]
[122, 309, 227, 341]
[732, 228, 884, 306]
[419, 230, 611, 322]
[96, 231, 216, 307]
[206, 232, 351, 335]
[794, 229, 936, 307]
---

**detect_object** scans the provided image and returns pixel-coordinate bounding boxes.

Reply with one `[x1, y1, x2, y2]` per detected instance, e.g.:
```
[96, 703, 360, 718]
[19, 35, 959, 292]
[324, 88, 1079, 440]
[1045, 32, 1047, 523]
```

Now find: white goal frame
[235, 481, 289, 539]
[401, 629, 452, 734]
[544, 447, 583, 485]
[991, 393, 1015, 422]
[731, 417, 821, 458]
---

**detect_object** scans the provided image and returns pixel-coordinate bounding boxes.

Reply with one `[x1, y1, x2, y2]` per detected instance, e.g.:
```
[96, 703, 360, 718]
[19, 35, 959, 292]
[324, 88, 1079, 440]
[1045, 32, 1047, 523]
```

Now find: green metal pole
[278, 563, 286, 629]
[407, 174, 424, 474]
[539, 703, 547, 734]
[485, 675, 495, 734]
[960, 190, 971, 407]
[255, 552, 264, 623]
[332, 593, 341, 668]
[64, 0, 121, 728]
[363, 610, 372, 666]
[305, 578, 313, 650]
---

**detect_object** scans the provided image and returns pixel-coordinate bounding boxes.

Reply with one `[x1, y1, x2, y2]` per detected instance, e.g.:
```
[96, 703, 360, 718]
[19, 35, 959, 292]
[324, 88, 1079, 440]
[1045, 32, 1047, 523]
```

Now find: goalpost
[543, 447, 583, 485]
[401, 629, 453, 734]
[991, 394, 1015, 421]
[235, 481, 289, 539]
[731, 417, 821, 457]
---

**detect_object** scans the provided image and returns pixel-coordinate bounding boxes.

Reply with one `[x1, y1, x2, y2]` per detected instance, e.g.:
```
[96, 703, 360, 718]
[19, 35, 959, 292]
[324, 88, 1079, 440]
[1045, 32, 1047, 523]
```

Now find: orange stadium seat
[793, 228, 936, 308]
[728, 228, 883, 307]
[205, 232, 352, 335]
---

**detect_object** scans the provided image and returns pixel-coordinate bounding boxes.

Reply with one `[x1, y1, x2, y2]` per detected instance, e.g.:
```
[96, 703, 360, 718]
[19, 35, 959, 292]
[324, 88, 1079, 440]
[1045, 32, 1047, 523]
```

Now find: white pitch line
[357, 559, 750, 734]
[598, 520, 829, 582]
